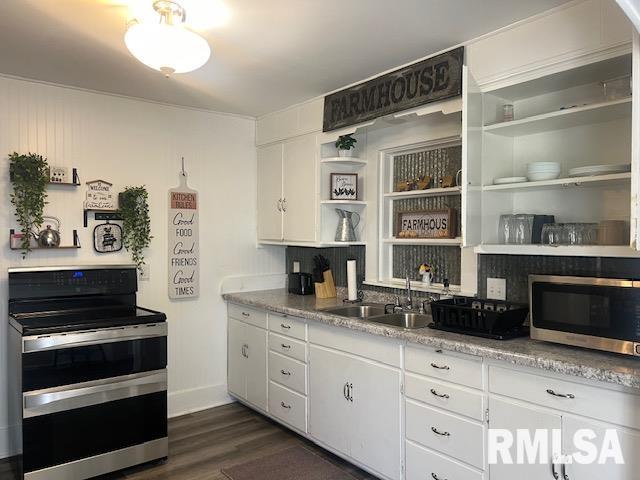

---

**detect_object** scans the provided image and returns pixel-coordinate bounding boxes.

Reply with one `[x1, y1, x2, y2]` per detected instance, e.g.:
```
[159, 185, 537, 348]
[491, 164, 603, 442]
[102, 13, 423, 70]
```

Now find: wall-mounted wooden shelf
[320, 200, 368, 205]
[483, 97, 631, 137]
[474, 244, 640, 258]
[83, 209, 122, 227]
[9, 229, 80, 250]
[483, 172, 631, 192]
[382, 237, 462, 246]
[384, 186, 461, 199]
[320, 157, 367, 167]
[10, 167, 80, 186]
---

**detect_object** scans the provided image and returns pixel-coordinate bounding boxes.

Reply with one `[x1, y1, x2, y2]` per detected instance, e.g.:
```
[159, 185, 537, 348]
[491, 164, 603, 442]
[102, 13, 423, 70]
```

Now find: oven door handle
[22, 323, 167, 353]
[23, 369, 167, 418]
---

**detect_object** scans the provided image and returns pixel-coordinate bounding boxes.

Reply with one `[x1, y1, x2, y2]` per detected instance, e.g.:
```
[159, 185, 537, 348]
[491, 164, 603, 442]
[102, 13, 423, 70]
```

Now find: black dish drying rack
[429, 297, 529, 340]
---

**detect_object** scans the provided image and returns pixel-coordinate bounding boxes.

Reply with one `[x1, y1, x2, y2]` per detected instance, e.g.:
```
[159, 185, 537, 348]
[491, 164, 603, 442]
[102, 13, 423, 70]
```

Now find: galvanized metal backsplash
[392, 245, 461, 285]
[286, 246, 366, 287]
[478, 255, 640, 303]
[393, 145, 462, 188]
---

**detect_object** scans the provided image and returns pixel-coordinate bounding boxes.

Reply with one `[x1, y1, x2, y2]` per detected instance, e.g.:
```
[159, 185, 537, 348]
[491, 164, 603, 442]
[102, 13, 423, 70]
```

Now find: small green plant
[119, 186, 152, 270]
[335, 134, 357, 151]
[9, 152, 49, 254]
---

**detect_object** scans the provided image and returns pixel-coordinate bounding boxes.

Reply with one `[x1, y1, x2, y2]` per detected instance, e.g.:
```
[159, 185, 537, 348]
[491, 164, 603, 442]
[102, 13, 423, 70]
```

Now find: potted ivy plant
[335, 134, 357, 157]
[9, 152, 49, 255]
[119, 186, 152, 271]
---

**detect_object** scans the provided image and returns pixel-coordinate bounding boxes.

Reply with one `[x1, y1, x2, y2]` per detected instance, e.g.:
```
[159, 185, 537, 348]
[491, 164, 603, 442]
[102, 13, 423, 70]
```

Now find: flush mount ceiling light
[124, 0, 211, 77]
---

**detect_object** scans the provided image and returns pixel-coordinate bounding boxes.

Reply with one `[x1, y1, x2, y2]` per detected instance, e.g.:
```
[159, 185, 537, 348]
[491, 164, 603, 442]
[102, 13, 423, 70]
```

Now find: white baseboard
[0, 424, 20, 459]
[168, 383, 234, 418]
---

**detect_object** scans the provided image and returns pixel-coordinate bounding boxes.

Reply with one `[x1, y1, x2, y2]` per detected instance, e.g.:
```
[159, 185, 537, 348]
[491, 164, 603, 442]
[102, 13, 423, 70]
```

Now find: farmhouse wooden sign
[168, 170, 200, 299]
[323, 46, 463, 132]
[396, 208, 457, 239]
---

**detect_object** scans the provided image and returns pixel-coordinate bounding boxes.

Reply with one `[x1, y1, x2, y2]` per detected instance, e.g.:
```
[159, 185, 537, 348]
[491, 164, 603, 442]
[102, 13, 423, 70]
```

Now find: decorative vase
[338, 148, 354, 158]
[421, 271, 433, 287]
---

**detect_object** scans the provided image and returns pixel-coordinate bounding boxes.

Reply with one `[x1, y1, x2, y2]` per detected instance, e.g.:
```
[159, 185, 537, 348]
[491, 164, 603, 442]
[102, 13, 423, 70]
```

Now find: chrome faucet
[405, 274, 413, 310]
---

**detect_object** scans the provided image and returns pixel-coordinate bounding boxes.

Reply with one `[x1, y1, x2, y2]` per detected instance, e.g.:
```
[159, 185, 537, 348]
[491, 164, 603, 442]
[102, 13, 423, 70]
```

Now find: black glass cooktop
[10, 305, 166, 336]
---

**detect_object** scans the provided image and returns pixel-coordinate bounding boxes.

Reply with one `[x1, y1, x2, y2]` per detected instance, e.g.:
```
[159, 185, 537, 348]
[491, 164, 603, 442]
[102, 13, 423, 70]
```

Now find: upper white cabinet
[467, 0, 632, 90]
[256, 133, 318, 243]
[256, 98, 323, 146]
[308, 345, 402, 480]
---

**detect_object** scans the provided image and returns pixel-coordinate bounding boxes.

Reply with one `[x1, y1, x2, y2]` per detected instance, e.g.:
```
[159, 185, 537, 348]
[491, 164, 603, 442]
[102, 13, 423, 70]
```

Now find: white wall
[0, 76, 285, 458]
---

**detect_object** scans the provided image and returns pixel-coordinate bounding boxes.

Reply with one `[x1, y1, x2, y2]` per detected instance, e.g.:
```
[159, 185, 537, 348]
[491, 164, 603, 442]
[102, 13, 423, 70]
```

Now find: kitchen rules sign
[168, 172, 199, 299]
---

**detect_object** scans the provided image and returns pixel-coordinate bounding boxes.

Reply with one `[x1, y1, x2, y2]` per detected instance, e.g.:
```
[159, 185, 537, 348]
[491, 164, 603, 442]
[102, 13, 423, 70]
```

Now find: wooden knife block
[315, 270, 337, 299]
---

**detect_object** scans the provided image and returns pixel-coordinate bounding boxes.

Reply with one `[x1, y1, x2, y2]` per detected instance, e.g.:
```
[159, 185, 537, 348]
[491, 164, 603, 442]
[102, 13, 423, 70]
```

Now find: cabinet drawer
[269, 381, 307, 433]
[269, 332, 306, 362]
[228, 304, 267, 329]
[406, 345, 483, 389]
[269, 313, 306, 340]
[406, 400, 485, 469]
[269, 351, 307, 395]
[406, 440, 484, 480]
[489, 365, 640, 430]
[405, 373, 485, 421]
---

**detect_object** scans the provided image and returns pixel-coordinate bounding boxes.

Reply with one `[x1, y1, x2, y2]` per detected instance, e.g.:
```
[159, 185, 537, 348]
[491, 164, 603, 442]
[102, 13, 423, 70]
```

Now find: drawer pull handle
[241, 312, 250, 317]
[281, 324, 291, 329]
[430, 362, 450, 370]
[546, 389, 575, 399]
[431, 474, 447, 480]
[431, 426, 450, 437]
[280, 402, 291, 409]
[281, 344, 291, 349]
[430, 388, 450, 399]
[280, 369, 291, 376]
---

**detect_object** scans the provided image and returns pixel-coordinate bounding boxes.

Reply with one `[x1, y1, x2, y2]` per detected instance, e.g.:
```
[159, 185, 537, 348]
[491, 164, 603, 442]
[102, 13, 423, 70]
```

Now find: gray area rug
[221, 446, 359, 480]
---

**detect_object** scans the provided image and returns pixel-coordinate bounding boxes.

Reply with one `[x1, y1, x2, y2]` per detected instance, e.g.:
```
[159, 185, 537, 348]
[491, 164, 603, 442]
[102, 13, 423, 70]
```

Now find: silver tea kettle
[335, 208, 360, 242]
[35, 216, 61, 248]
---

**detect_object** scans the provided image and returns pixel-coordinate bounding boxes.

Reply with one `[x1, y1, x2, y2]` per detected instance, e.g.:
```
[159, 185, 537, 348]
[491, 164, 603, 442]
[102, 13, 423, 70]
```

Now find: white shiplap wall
[0, 76, 285, 458]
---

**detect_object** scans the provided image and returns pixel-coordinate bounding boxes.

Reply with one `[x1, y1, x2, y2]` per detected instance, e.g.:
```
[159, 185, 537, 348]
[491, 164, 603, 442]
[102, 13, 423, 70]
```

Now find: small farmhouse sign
[323, 46, 463, 131]
[168, 174, 199, 299]
[84, 179, 116, 210]
[331, 173, 358, 200]
[396, 209, 457, 239]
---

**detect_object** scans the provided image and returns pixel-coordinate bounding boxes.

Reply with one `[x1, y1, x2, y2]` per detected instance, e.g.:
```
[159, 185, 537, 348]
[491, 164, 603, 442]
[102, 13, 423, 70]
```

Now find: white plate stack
[527, 162, 561, 181]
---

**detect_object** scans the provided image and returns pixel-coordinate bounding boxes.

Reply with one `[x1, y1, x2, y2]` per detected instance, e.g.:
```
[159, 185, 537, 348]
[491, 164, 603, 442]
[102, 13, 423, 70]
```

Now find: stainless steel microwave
[529, 275, 640, 356]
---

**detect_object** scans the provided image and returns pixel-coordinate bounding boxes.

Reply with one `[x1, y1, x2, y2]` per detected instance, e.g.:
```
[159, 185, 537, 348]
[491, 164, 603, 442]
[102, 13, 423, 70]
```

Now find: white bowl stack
[527, 162, 561, 181]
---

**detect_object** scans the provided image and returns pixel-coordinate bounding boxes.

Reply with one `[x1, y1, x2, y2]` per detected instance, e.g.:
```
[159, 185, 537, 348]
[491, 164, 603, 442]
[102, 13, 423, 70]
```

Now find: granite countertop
[222, 289, 640, 390]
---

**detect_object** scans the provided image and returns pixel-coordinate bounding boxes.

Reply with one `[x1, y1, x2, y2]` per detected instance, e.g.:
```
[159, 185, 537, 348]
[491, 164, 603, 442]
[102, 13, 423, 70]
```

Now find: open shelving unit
[475, 52, 635, 256]
[9, 229, 80, 250]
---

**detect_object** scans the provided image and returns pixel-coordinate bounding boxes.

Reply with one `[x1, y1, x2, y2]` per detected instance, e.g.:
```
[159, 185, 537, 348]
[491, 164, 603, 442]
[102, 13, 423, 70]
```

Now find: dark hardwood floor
[1, 403, 377, 480]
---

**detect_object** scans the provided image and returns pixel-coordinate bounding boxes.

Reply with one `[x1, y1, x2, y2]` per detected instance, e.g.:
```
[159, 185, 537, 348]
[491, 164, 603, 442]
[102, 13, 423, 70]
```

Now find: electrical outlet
[138, 264, 150, 281]
[293, 261, 300, 273]
[487, 277, 506, 301]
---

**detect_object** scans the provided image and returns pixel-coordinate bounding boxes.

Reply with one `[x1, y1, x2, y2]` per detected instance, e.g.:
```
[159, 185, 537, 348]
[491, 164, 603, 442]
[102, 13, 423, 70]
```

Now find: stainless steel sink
[323, 304, 387, 319]
[367, 312, 430, 329]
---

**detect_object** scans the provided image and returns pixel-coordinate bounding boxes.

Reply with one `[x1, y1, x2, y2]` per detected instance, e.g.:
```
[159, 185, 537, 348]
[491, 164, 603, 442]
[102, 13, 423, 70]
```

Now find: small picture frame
[330, 173, 358, 200]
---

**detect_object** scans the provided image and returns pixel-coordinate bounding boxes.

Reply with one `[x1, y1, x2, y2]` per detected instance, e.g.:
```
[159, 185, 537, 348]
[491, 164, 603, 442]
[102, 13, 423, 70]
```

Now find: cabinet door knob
[280, 402, 291, 409]
[431, 473, 447, 480]
[431, 426, 450, 437]
[343, 382, 349, 400]
[282, 198, 287, 212]
[348, 383, 353, 402]
[551, 461, 559, 480]
[241, 312, 250, 317]
[281, 343, 291, 350]
[430, 388, 450, 399]
[280, 369, 291, 376]
[280, 323, 291, 329]
[277, 199, 282, 212]
[430, 362, 450, 370]
[546, 389, 575, 399]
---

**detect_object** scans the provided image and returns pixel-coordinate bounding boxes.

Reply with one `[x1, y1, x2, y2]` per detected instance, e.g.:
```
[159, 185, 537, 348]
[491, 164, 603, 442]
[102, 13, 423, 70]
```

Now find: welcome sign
[323, 47, 463, 132]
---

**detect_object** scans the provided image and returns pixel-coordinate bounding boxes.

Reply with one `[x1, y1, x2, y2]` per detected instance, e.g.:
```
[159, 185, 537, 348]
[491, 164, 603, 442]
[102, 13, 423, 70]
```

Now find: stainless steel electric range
[7, 265, 168, 480]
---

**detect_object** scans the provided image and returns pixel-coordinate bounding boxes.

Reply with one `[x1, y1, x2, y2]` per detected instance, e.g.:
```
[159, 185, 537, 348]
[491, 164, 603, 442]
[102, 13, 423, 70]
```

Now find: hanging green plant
[119, 186, 152, 270]
[9, 152, 49, 255]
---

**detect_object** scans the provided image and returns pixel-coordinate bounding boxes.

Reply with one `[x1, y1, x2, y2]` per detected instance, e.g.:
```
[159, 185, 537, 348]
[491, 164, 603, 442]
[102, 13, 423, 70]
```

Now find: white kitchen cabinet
[257, 143, 284, 241]
[256, 98, 323, 146]
[256, 133, 317, 243]
[562, 415, 640, 480]
[488, 397, 562, 480]
[227, 317, 268, 411]
[308, 344, 401, 480]
[282, 134, 317, 241]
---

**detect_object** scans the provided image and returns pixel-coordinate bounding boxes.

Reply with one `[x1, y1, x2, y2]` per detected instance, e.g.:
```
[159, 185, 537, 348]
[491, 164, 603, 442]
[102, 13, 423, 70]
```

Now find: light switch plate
[138, 264, 150, 281]
[487, 277, 506, 301]
[293, 261, 300, 273]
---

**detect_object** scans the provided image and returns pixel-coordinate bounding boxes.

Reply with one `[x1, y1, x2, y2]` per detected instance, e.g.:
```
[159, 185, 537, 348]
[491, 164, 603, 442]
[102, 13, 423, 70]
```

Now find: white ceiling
[0, 0, 572, 117]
